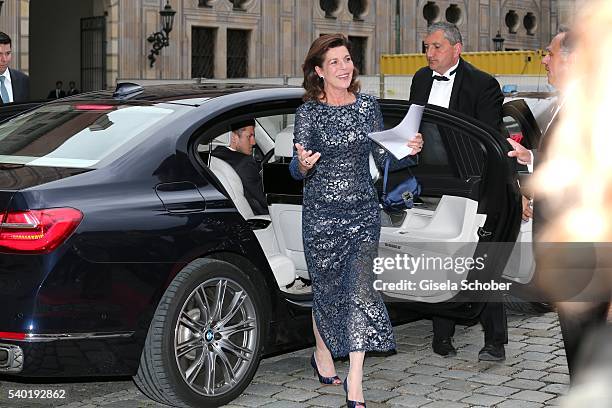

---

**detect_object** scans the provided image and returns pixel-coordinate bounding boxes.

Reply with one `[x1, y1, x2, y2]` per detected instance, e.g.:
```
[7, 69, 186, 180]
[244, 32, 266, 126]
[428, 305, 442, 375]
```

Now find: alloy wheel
[174, 277, 258, 396]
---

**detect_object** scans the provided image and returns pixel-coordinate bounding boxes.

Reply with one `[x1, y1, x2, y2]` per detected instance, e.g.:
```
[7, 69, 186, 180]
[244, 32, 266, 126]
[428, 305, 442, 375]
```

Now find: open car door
[499, 99, 545, 286]
[263, 99, 522, 321]
[375, 100, 522, 320]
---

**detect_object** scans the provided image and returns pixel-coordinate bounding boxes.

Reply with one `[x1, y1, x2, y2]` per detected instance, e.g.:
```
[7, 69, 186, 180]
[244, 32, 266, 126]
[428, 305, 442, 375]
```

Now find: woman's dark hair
[302, 33, 360, 102]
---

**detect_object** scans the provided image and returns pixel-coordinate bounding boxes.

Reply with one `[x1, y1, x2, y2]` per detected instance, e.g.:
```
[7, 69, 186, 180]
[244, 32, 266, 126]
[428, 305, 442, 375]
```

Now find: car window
[257, 114, 295, 141]
[0, 103, 182, 168]
[383, 112, 455, 175]
[196, 113, 296, 162]
[413, 120, 486, 183]
[380, 105, 488, 200]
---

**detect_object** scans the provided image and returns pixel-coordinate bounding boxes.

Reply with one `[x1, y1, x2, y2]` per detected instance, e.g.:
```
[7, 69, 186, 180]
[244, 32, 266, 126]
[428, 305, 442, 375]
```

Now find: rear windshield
[0, 103, 182, 168]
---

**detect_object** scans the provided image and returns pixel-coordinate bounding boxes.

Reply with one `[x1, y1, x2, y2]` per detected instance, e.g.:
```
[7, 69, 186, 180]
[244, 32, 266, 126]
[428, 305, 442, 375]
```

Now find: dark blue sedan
[0, 83, 534, 407]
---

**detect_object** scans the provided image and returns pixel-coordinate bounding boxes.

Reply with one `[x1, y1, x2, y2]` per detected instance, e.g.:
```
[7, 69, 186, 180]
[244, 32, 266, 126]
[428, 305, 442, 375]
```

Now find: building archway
[29, 0, 108, 99]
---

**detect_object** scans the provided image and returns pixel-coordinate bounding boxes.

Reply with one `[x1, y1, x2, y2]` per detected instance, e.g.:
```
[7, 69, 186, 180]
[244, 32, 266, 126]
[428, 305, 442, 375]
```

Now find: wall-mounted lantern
[147, 1, 176, 67]
[492, 31, 505, 51]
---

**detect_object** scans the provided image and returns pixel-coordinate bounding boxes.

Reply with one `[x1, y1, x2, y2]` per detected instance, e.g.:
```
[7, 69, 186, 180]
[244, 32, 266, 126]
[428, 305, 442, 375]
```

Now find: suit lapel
[448, 58, 465, 112]
[423, 73, 434, 102]
[9, 69, 21, 102]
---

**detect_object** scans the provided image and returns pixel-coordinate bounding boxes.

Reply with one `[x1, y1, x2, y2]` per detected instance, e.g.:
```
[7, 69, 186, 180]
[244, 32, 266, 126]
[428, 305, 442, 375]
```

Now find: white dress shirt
[0, 69, 14, 103]
[427, 60, 460, 109]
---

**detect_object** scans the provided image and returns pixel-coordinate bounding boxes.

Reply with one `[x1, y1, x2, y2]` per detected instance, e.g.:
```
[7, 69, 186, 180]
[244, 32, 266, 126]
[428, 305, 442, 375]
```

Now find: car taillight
[0, 332, 26, 340]
[0, 208, 83, 254]
[74, 104, 114, 111]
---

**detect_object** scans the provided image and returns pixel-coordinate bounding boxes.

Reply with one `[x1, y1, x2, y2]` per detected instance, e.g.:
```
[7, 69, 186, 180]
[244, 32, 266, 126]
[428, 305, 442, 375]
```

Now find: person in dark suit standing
[508, 27, 612, 381]
[67, 81, 80, 96]
[48, 81, 66, 99]
[211, 119, 269, 215]
[0, 32, 30, 104]
[409, 22, 506, 361]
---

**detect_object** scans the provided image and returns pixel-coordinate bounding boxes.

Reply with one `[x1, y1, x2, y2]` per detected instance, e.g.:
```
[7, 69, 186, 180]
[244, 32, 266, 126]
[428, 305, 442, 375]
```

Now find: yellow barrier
[380, 50, 545, 75]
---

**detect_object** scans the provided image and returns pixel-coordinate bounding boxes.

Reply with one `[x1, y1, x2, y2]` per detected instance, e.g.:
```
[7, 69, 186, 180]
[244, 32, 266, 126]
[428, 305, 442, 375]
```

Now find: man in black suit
[0, 32, 30, 104]
[67, 81, 80, 96]
[507, 28, 610, 380]
[48, 81, 66, 99]
[409, 22, 506, 361]
[211, 119, 269, 215]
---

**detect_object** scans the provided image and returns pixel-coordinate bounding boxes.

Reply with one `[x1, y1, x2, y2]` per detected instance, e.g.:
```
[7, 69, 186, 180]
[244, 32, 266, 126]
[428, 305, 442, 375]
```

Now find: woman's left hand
[406, 132, 424, 155]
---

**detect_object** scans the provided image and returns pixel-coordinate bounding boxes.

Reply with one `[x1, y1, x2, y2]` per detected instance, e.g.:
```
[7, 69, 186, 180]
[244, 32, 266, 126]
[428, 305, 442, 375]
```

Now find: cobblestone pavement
[0, 311, 570, 407]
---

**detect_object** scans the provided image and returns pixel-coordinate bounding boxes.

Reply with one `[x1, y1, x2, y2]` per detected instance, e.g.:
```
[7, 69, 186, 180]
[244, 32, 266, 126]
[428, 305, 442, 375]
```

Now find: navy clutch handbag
[381, 158, 421, 212]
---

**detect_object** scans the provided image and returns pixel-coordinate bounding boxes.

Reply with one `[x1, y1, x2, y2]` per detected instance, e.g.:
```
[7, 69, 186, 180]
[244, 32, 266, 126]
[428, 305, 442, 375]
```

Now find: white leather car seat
[209, 156, 255, 219]
[273, 125, 295, 159]
[208, 136, 296, 288]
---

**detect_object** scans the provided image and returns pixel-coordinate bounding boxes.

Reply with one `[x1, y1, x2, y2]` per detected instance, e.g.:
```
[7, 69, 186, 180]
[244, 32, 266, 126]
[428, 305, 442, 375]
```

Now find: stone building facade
[0, 0, 577, 98]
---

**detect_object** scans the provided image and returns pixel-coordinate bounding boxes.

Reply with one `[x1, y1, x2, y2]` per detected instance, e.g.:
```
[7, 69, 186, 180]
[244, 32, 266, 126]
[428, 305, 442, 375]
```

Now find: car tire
[134, 258, 267, 407]
[504, 294, 553, 315]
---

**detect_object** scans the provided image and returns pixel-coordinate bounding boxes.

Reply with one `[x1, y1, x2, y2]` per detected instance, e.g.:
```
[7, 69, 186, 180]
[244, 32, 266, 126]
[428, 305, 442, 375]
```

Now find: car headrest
[213, 131, 232, 147]
[274, 125, 295, 158]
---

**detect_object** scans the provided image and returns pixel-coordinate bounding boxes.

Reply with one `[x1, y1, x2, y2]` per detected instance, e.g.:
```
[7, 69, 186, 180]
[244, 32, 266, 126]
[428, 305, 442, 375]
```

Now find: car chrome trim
[0, 220, 39, 229]
[13, 331, 136, 342]
[284, 298, 312, 308]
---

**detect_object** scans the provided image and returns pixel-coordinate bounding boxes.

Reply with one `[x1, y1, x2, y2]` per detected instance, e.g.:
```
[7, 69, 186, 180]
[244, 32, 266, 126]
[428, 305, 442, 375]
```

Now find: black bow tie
[432, 67, 458, 81]
[432, 75, 449, 81]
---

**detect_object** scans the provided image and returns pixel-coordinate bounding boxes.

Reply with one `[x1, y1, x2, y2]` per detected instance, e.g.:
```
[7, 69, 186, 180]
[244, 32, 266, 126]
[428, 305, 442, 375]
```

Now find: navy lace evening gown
[289, 93, 416, 358]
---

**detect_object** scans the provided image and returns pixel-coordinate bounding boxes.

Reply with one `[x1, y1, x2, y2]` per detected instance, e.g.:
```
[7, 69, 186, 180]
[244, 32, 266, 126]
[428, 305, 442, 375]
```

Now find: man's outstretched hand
[507, 138, 532, 166]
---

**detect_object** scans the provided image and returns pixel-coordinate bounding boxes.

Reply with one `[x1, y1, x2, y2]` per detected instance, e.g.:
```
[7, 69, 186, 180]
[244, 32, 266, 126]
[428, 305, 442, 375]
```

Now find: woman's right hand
[295, 143, 321, 175]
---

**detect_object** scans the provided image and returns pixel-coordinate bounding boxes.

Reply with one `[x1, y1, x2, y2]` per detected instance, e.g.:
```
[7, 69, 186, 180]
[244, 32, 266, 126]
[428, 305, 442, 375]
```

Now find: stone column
[107, 0, 119, 87]
[216, 25, 226, 79]
[260, 0, 279, 77]
[279, 0, 294, 76]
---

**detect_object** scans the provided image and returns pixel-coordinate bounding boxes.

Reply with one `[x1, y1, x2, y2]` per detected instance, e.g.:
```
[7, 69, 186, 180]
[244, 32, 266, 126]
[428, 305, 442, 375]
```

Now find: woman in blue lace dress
[289, 34, 423, 407]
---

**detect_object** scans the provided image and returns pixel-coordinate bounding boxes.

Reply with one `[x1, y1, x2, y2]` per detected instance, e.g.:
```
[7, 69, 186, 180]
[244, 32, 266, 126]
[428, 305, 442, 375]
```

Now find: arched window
[348, 0, 368, 21]
[523, 12, 537, 35]
[423, 1, 440, 25]
[230, 0, 248, 11]
[320, 0, 340, 19]
[505, 10, 519, 34]
[445, 4, 462, 25]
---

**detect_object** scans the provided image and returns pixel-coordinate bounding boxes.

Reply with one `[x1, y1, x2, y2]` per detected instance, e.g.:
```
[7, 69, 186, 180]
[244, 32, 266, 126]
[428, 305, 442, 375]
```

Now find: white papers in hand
[367, 104, 424, 160]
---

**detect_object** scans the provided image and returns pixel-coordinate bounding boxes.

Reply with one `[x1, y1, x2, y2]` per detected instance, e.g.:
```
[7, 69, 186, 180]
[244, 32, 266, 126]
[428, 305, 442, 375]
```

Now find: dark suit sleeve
[475, 75, 504, 131]
[10, 69, 30, 102]
[409, 68, 430, 104]
[23, 76, 30, 101]
[235, 158, 269, 215]
[409, 75, 417, 101]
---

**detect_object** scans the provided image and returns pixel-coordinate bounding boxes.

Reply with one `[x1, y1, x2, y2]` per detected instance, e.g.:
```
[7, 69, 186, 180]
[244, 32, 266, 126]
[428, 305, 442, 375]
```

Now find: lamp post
[147, 1, 176, 68]
[492, 31, 505, 52]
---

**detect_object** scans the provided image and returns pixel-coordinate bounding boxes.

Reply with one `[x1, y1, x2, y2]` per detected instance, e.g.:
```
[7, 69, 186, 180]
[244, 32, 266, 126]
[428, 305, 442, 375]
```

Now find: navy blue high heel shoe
[310, 353, 341, 385]
[343, 378, 366, 408]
